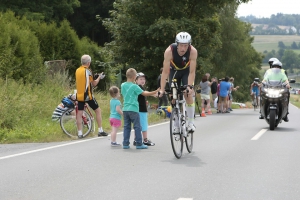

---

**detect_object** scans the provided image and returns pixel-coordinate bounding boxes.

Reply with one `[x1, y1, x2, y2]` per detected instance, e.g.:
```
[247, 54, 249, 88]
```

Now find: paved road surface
[0, 104, 299, 200]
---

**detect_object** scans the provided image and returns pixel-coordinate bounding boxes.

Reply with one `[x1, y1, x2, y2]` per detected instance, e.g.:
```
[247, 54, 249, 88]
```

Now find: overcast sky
[237, 0, 299, 18]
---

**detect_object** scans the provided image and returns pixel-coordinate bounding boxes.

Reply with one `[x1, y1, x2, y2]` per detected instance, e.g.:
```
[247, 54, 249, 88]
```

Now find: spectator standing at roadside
[216, 78, 222, 113]
[200, 75, 212, 116]
[108, 86, 123, 146]
[219, 77, 231, 113]
[75, 54, 108, 138]
[211, 77, 218, 108]
[228, 77, 239, 111]
[134, 72, 155, 146]
[121, 68, 159, 149]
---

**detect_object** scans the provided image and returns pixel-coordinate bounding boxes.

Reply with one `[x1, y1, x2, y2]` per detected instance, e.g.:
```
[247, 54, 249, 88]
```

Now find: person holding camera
[75, 54, 107, 138]
[250, 78, 260, 107]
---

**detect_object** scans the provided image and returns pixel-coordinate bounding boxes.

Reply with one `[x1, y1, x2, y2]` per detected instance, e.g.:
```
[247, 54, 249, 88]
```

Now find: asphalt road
[0, 104, 299, 200]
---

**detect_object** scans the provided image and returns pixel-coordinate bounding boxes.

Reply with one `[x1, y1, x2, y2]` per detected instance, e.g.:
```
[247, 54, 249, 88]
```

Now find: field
[252, 35, 300, 53]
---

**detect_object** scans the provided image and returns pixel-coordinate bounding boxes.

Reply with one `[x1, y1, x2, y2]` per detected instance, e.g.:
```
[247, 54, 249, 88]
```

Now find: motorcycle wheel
[269, 109, 276, 130]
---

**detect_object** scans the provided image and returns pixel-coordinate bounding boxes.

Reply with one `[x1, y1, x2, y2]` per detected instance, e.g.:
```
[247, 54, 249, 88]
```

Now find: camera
[93, 74, 99, 80]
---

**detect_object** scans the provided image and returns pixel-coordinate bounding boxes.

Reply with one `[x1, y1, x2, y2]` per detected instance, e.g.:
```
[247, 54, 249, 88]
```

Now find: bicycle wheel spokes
[170, 108, 183, 159]
[60, 108, 78, 138]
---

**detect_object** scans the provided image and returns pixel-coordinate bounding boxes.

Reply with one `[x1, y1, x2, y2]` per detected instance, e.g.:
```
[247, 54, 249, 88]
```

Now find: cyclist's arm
[250, 83, 253, 93]
[160, 47, 172, 92]
[188, 46, 198, 87]
[142, 88, 160, 97]
[116, 105, 123, 116]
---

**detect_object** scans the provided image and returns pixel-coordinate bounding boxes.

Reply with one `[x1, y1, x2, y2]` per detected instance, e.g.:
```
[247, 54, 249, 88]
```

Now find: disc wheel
[170, 108, 183, 159]
[60, 108, 93, 138]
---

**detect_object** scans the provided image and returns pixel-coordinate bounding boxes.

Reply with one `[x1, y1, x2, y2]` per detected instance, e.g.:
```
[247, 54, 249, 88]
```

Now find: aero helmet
[272, 60, 282, 68]
[268, 57, 279, 68]
[175, 32, 192, 44]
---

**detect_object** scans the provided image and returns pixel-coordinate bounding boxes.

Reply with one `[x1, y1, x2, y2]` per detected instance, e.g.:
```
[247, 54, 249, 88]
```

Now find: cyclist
[250, 78, 260, 107]
[159, 31, 198, 133]
[75, 54, 108, 138]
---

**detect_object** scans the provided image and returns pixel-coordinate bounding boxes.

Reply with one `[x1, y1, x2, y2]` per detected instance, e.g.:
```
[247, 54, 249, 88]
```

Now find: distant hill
[239, 13, 300, 35]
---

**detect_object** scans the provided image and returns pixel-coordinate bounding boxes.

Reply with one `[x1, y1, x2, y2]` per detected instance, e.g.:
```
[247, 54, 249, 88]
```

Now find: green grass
[0, 75, 166, 144]
[252, 35, 300, 53]
[290, 94, 300, 108]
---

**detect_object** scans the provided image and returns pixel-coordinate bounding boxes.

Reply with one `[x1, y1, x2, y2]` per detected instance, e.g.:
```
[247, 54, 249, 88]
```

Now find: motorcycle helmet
[175, 32, 192, 45]
[272, 60, 282, 68]
[61, 97, 75, 108]
[268, 58, 279, 68]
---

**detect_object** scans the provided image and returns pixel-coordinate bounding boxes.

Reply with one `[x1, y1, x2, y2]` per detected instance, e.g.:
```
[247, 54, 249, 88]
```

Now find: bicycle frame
[168, 77, 193, 159]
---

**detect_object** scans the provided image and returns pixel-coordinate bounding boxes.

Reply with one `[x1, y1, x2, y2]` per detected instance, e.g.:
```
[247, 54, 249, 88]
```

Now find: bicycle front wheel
[60, 109, 93, 138]
[170, 108, 183, 159]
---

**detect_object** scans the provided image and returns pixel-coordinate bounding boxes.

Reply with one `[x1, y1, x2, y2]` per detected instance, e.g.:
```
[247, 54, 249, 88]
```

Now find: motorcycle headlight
[266, 89, 282, 98]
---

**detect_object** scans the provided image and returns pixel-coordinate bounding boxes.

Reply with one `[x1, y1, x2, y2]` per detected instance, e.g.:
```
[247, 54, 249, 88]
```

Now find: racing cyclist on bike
[159, 32, 198, 133]
[250, 78, 260, 107]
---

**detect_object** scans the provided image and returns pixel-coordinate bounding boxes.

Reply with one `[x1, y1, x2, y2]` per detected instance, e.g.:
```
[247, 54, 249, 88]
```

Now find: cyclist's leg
[181, 69, 195, 131]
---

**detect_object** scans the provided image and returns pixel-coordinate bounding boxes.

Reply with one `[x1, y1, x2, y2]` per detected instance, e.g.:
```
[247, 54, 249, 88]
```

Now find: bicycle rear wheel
[185, 111, 193, 153]
[170, 108, 183, 159]
[60, 108, 93, 138]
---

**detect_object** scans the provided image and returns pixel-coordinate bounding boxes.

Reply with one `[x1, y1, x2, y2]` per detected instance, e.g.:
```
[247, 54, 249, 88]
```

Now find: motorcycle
[260, 80, 289, 130]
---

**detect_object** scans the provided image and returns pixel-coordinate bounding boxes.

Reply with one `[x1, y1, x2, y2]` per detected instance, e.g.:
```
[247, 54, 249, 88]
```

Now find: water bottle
[172, 82, 177, 99]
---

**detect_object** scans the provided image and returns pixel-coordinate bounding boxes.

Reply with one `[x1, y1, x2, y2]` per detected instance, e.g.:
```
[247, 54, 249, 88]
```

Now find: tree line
[239, 13, 300, 35]
[0, 0, 263, 102]
[263, 42, 300, 73]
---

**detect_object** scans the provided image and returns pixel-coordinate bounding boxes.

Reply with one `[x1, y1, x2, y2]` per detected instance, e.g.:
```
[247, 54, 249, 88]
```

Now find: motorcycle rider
[262, 60, 290, 122]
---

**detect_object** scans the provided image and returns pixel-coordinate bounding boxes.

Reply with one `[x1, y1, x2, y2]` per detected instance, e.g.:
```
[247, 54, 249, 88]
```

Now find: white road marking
[178, 198, 193, 200]
[251, 129, 268, 140]
[0, 121, 170, 160]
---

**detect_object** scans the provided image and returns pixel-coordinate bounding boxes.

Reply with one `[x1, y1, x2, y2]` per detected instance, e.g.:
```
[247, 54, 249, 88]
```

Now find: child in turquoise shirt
[121, 68, 159, 149]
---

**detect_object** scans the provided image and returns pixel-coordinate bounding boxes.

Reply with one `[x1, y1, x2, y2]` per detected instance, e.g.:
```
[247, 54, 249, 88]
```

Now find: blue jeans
[123, 111, 142, 146]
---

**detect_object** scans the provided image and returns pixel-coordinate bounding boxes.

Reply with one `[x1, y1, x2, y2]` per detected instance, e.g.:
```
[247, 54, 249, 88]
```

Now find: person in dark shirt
[211, 77, 218, 108]
[157, 68, 168, 107]
[134, 72, 155, 146]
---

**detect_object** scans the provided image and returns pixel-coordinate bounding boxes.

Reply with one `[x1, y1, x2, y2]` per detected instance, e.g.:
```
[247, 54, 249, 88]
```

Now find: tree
[102, 0, 250, 89]
[0, 0, 80, 22]
[0, 11, 45, 83]
[291, 42, 298, 49]
[281, 50, 300, 70]
[211, 3, 262, 101]
[278, 41, 286, 49]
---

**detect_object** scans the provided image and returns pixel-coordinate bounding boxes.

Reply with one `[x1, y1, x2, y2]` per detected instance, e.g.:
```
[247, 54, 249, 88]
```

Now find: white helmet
[175, 32, 192, 44]
[272, 60, 282, 68]
[268, 57, 279, 68]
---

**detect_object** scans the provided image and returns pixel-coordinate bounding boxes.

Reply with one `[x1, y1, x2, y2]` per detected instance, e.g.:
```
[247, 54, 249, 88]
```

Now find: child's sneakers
[111, 142, 121, 147]
[143, 139, 155, 146]
[136, 144, 148, 149]
[133, 139, 155, 146]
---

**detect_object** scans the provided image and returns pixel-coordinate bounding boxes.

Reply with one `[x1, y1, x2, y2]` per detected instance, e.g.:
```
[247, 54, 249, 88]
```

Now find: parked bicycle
[60, 100, 95, 138]
[166, 78, 193, 159]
